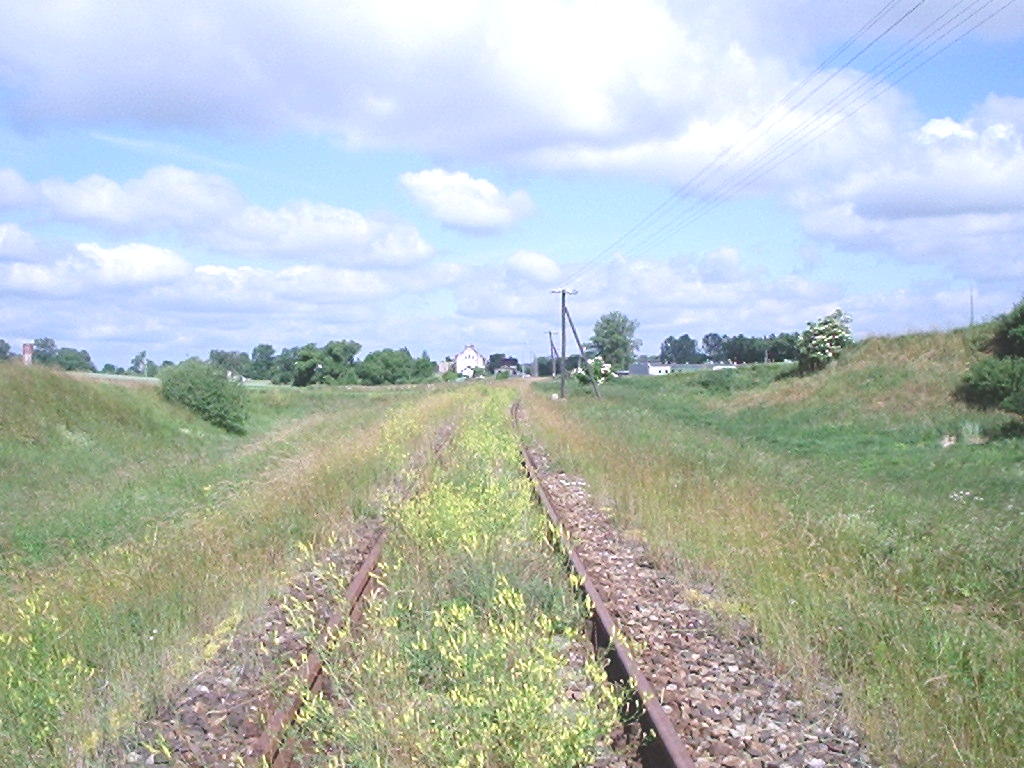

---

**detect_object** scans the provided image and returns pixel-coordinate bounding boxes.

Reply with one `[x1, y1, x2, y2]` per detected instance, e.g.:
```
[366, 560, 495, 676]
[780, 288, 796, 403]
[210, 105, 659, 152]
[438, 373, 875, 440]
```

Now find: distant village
[439, 343, 740, 379]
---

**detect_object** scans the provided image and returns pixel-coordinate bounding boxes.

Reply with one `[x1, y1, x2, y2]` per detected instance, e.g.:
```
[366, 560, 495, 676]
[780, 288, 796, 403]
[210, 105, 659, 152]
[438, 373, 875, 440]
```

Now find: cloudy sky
[1, 0, 1023, 367]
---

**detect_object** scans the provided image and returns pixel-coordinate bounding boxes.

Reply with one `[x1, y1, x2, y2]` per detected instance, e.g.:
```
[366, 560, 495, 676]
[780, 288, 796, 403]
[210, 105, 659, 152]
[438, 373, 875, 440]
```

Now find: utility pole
[552, 289, 576, 399]
[970, 284, 975, 327]
[563, 303, 600, 398]
[547, 332, 558, 378]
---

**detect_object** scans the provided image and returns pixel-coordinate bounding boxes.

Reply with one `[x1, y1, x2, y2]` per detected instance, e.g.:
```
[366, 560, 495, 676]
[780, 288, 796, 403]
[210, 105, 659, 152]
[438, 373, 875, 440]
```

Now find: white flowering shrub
[573, 356, 616, 386]
[797, 309, 853, 373]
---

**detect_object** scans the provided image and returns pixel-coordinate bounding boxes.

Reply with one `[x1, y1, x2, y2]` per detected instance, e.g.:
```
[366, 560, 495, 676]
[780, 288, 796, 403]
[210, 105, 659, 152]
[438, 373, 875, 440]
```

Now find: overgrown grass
[0, 362, 463, 765]
[527, 328, 1024, 768]
[289, 388, 619, 768]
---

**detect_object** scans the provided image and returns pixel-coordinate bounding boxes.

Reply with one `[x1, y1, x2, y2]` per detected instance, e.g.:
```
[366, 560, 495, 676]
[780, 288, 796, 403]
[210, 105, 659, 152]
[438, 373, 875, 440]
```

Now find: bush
[956, 357, 1024, 414]
[990, 297, 1024, 358]
[160, 360, 248, 433]
[798, 309, 853, 373]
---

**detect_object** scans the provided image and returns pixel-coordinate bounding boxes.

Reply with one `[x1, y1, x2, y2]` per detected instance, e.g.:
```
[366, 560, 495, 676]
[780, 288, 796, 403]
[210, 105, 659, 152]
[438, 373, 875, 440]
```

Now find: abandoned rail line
[251, 444, 694, 768]
[122, 397, 869, 768]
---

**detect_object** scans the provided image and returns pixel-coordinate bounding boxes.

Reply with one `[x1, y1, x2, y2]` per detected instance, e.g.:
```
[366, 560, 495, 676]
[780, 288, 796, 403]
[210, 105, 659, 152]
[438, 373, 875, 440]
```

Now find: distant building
[437, 360, 453, 375]
[454, 345, 486, 377]
[668, 362, 736, 373]
[628, 361, 671, 376]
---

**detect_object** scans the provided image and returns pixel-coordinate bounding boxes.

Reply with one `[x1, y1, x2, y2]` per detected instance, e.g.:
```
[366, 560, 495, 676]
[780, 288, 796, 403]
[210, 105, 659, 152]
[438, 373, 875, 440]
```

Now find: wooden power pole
[552, 289, 576, 398]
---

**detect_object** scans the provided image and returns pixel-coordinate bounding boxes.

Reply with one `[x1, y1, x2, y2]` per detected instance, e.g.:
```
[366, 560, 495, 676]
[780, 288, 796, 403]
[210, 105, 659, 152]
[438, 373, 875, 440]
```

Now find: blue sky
[1, 0, 1022, 368]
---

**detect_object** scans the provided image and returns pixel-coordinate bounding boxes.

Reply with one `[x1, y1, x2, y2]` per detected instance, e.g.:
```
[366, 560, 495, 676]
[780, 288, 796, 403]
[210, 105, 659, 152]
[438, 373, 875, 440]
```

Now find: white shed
[628, 361, 671, 376]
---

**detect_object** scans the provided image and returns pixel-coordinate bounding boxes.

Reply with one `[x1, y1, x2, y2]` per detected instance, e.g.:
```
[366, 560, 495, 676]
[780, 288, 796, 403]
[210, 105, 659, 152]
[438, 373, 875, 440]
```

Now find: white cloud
[0, 169, 35, 207]
[0, 222, 36, 258]
[0, 0, 867, 160]
[9, 166, 434, 266]
[77, 242, 191, 285]
[797, 101, 1024, 279]
[507, 250, 560, 284]
[400, 169, 533, 230]
[39, 166, 243, 227]
[213, 201, 431, 265]
[3, 242, 190, 295]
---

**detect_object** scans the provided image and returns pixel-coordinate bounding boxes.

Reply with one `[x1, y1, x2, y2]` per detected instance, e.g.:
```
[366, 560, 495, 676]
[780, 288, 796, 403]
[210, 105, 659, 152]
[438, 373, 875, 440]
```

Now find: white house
[454, 345, 486, 377]
[628, 361, 671, 376]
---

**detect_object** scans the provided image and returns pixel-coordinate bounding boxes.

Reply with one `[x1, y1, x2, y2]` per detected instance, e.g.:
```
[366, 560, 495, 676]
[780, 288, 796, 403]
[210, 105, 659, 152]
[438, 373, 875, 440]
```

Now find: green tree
[486, 353, 507, 374]
[701, 333, 727, 361]
[160, 360, 248, 433]
[0, 339, 10, 358]
[659, 334, 704, 364]
[590, 312, 640, 371]
[208, 349, 252, 377]
[990, 298, 1024, 358]
[957, 296, 1024, 417]
[357, 347, 434, 385]
[271, 346, 300, 384]
[250, 344, 276, 379]
[33, 338, 58, 365]
[293, 343, 326, 387]
[53, 347, 96, 372]
[722, 335, 768, 364]
[293, 340, 361, 386]
[766, 332, 800, 362]
[129, 350, 149, 376]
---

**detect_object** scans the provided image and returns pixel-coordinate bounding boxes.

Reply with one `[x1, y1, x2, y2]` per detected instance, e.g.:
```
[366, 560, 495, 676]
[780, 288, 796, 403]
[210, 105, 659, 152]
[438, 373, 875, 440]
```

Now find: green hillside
[0, 362, 228, 569]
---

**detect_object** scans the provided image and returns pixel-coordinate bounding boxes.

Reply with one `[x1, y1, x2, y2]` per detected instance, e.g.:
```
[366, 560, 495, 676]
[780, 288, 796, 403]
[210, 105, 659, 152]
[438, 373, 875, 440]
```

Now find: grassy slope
[1, 362, 228, 570]
[526, 328, 1024, 768]
[0, 362, 460, 765]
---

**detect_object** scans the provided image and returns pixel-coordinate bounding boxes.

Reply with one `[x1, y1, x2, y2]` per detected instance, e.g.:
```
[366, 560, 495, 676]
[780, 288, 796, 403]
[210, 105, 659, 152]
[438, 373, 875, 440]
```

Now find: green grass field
[525, 327, 1024, 768]
[4, 331, 1022, 767]
[0, 362, 460, 765]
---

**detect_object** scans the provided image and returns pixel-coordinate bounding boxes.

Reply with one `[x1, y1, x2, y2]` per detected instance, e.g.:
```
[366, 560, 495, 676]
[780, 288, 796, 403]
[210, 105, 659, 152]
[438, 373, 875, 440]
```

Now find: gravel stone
[526, 445, 876, 768]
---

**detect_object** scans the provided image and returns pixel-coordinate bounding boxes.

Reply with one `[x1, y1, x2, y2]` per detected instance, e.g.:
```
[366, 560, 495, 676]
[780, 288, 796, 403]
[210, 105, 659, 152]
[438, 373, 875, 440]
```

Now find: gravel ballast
[526, 445, 875, 768]
[112, 519, 383, 768]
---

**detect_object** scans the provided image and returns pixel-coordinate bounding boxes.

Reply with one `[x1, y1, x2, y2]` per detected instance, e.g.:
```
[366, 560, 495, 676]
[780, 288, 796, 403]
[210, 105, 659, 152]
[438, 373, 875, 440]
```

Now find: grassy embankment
[0, 362, 461, 766]
[288, 388, 619, 767]
[526, 327, 1023, 768]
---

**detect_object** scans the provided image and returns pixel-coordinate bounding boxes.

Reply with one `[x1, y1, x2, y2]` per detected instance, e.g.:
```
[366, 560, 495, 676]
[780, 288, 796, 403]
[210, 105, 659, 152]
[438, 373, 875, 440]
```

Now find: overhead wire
[562, 0, 1017, 290]
[623, 0, 1012, 261]
[557, 0, 912, 287]
[621, 0, 1000, 262]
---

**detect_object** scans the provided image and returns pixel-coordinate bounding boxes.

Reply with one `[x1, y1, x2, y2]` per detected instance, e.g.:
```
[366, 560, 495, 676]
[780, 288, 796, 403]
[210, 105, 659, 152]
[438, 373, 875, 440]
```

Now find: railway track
[253, 526, 385, 767]
[136, 398, 868, 768]
[252, 448, 694, 768]
[522, 446, 695, 768]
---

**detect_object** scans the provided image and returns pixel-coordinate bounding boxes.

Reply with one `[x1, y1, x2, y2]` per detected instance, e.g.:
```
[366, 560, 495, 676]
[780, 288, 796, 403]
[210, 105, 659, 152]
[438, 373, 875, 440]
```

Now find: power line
[559, 0, 923, 288]
[561, 0, 1017, 289]
[623, 0, 1013, 260]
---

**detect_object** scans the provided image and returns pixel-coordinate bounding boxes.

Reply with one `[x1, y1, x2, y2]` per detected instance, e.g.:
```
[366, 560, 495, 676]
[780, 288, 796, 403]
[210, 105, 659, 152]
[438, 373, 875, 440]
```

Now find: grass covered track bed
[285, 389, 620, 767]
[526, 329, 1024, 768]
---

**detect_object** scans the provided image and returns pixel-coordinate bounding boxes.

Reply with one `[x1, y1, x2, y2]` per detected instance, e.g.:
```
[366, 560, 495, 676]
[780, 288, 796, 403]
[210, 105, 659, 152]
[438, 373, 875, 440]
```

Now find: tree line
[659, 331, 801, 365]
[0, 337, 438, 387]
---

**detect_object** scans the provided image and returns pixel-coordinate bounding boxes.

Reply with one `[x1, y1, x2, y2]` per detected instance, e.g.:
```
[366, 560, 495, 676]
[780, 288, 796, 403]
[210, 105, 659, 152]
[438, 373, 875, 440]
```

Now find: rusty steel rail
[521, 447, 696, 768]
[253, 527, 385, 768]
